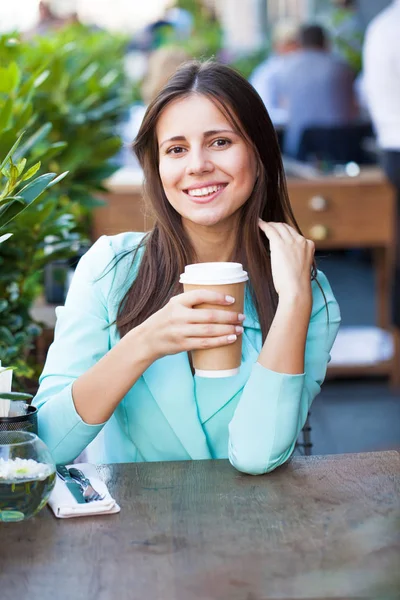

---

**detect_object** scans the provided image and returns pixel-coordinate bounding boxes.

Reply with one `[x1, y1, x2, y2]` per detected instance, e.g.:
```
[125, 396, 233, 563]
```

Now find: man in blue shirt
[278, 24, 357, 158]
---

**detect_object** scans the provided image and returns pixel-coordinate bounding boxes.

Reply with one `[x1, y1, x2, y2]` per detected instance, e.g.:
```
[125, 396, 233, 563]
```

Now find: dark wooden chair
[297, 122, 375, 165]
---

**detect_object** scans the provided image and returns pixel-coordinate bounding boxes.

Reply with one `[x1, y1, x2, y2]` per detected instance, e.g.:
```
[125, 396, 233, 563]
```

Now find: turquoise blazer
[33, 232, 341, 474]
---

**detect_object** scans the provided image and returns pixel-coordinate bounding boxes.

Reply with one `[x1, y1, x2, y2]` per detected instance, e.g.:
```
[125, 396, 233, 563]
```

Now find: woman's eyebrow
[159, 129, 236, 148]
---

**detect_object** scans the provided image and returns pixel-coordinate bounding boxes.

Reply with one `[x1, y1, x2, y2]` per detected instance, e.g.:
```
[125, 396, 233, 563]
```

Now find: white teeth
[187, 185, 223, 197]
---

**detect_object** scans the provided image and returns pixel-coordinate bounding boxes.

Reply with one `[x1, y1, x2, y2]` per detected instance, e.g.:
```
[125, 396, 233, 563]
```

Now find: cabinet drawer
[288, 181, 395, 248]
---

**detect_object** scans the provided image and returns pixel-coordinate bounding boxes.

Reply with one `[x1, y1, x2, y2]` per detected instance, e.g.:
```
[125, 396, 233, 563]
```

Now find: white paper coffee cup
[180, 263, 248, 378]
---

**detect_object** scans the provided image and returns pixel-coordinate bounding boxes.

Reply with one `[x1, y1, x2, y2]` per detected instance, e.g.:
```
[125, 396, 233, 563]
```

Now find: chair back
[297, 123, 375, 164]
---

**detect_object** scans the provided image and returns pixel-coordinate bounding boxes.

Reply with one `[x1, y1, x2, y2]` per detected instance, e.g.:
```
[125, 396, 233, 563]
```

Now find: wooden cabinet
[287, 176, 394, 249]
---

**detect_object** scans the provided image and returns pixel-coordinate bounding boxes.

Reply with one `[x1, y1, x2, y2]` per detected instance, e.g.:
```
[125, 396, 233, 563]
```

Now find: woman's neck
[184, 220, 237, 263]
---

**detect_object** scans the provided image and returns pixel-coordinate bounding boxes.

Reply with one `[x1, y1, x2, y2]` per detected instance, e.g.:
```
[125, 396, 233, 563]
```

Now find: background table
[1, 451, 399, 600]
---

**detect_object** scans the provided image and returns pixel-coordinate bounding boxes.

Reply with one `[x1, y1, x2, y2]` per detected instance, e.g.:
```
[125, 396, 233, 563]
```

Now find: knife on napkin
[56, 465, 86, 504]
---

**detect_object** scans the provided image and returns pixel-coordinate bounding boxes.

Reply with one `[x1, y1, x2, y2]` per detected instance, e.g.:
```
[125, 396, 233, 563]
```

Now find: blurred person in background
[249, 20, 300, 126]
[119, 46, 192, 168]
[141, 46, 192, 106]
[25, 0, 78, 37]
[363, 0, 400, 329]
[278, 24, 357, 159]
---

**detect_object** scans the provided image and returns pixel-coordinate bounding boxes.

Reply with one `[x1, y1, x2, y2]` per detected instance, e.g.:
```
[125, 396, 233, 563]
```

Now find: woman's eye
[166, 146, 185, 155]
[212, 138, 231, 148]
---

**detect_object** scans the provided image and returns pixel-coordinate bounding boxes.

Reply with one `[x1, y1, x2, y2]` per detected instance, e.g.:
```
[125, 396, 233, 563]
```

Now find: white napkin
[48, 463, 120, 519]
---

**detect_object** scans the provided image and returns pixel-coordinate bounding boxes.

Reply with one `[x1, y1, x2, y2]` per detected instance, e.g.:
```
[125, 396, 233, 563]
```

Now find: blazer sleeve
[33, 235, 118, 464]
[228, 271, 341, 475]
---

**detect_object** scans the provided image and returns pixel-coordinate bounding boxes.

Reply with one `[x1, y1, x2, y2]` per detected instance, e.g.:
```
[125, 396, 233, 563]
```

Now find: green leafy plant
[1, 26, 131, 231]
[0, 26, 132, 390]
[0, 129, 69, 384]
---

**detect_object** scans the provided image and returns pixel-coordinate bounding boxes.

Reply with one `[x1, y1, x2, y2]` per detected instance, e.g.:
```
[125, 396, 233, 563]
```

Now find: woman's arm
[257, 293, 312, 374]
[33, 234, 147, 462]
[71, 326, 152, 425]
[228, 221, 340, 475]
[229, 272, 340, 475]
[258, 219, 314, 374]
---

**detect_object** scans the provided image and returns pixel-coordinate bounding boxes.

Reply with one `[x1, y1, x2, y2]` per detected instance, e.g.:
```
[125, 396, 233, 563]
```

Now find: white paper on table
[48, 463, 120, 519]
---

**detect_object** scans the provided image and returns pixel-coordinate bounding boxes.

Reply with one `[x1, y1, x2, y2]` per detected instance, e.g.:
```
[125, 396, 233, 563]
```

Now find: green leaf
[17, 173, 56, 204]
[14, 123, 52, 161]
[0, 132, 24, 172]
[0, 98, 13, 130]
[46, 171, 69, 188]
[0, 326, 14, 345]
[100, 69, 119, 88]
[72, 193, 106, 208]
[0, 392, 33, 401]
[8, 62, 21, 92]
[0, 198, 27, 228]
[31, 141, 67, 164]
[79, 62, 98, 83]
[16, 158, 27, 176]
[33, 69, 50, 89]
[21, 161, 41, 182]
[0, 196, 24, 208]
[14, 102, 34, 132]
[0, 299, 9, 313]
[0, 233, 12, 244]
[0, 68, 12, 93]
[0, 63, 20, 93]
[10, 164, 19, 182]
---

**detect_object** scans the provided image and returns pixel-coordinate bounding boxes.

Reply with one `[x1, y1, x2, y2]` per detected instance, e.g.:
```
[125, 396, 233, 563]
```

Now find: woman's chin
[183, 209, 231, 228]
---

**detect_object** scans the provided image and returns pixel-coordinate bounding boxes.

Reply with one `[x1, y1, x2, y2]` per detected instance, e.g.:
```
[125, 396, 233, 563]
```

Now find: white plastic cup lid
[179, 262, 248, 285]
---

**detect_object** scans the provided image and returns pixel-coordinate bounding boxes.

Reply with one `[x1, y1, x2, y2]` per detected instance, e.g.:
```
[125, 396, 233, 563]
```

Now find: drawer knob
[309, 195, 328, 211]
[309, 224, 329, 241]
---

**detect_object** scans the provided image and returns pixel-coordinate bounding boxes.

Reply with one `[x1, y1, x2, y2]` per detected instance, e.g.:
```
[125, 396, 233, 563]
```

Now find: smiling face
[156, 94, 258, 231]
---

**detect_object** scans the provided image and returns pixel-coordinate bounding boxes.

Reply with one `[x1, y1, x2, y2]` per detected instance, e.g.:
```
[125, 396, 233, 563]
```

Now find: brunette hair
[116, 60, 317, 340]
[299, 24, 328, 50]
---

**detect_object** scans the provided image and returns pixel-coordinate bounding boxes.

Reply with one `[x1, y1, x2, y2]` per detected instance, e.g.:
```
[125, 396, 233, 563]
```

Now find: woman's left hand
[258, 219, 315, 301]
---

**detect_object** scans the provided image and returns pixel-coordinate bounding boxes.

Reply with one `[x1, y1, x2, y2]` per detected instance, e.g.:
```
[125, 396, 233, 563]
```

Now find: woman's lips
[183, 184, 227, 204]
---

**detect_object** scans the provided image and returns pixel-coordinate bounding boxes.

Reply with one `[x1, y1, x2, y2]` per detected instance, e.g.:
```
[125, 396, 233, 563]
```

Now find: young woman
[33, 61, 340, 474]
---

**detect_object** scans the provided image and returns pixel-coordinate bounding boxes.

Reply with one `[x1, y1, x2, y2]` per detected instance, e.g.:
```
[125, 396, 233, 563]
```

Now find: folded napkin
[48, 463, 120, 519]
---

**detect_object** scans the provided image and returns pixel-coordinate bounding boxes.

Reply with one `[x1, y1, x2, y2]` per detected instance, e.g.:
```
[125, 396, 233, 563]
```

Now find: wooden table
[1, 452, 399, 600]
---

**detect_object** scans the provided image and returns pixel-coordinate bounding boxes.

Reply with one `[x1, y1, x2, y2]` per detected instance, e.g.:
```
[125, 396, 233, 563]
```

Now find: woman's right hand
[137, 290, 245, 361]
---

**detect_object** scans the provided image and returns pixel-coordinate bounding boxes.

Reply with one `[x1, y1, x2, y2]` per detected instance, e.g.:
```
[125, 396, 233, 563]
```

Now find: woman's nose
[186, 149, 213, 175]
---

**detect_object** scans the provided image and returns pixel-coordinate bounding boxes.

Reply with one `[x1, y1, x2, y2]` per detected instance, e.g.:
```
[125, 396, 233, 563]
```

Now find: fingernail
[238, 313, 245, 321]
[225, 295, 235, 303]
[227, 334, 237, 342]
[235, 326, 244, 334]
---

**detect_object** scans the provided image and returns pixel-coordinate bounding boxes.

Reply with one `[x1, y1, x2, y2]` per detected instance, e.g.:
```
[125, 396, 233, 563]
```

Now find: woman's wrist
[125, 322, 158, 369]
[278, 283, 312, 309]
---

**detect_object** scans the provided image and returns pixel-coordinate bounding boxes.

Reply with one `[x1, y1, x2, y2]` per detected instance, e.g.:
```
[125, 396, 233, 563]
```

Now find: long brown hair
[116, 60, 316, 340]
